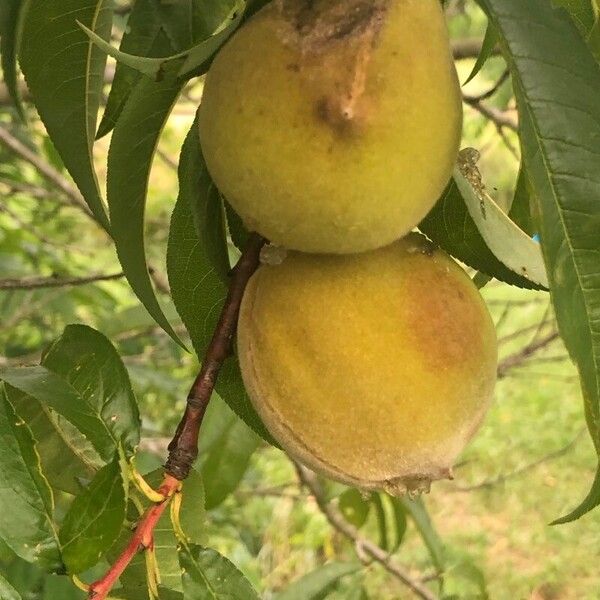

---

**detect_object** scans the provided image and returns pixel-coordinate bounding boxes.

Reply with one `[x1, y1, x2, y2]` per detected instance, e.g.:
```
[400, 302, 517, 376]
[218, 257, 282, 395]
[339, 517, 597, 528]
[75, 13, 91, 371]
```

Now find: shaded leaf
[482, 0, 600, 521]
[338, 489, 370, 529]
[178, 545, 259, 599]
[107, 73, 184, 347]
[43, 324, 141, 457]
[59, 455, 127, 574]
[274, 562, 359, 600]
[464, 22, 499, 85]
[19, 0, 112, 229]
[0, 385, 62, 571]
[401, 498, 445, 572]
[167, 117, 274, 443]
[0, 573, 21, 600]
[0, 0, 26, 119]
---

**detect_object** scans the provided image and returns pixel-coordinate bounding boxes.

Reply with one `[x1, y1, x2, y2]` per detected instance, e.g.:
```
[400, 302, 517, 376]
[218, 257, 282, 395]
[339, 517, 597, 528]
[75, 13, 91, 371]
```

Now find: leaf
[110, 588, 183, 600]
[96, 0, 164, 139]
[79, 0, 244, 81]
[401, 498, 445, 572]
[481, 0, 600, 521]
[274, 562, 359, 600]
[59, 455, 128, 574]
[107, 72, 185, 347]
[19, 0, 112, 229]
[199, 409, 260, 510]
[42, 324, 141, 457]
[419, 179, 544, 290]
[454, 163, 549, 288]
[338, 489, 370, 529]
[117, 469, 205, 593]
[167, 117, 274, 443]
[553, 0, 596, 33]
[6, 384, 100, 496]
[0, 0, 26, 119]
[0, 385, 62, 571]
[0, 366, 119, 465]
[371, 494, 389, 552]
[463, 22, 500, 85]
[0, 573, 21, 600]
[178, 545, 259, 599]
[509, 163, 536, 236]
[388, 497, 408, 553]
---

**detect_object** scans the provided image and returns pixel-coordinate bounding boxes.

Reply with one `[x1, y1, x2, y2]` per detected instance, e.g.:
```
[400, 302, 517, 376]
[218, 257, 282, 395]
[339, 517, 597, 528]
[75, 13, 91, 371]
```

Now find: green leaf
[107, 72, 184, 347]
[0, 385, 62, 571]
[553, 0, 596, 32]
[6, 384, 100, 496]
[59, 455, 128, 574]
[0, 0, 26, 119]
[199, 408, 260, 510]
[96, 0, 164, 139]
[178, 545, 259, 599]
[338, 489, 370, 529]
[419, 179, 544, 290]
[0, 366, 117, 463]
[166, 117, 274, 443]
[401, 498, 445, 572]
[79, 0, 244, 81]
[117, 469, 205, 593]
[463, 22, 500, 85]
[371, 494, 389, 552]
[19, 0, 112, 230]
[43, 324, 141, 457]
[0, 573, 21, 600]
[509, 164, 536, 236]
[110, 588, 183, 600]
[274, 562, 359, 600]
[389, 497, 408, 552]
[482, 0, 600, 521]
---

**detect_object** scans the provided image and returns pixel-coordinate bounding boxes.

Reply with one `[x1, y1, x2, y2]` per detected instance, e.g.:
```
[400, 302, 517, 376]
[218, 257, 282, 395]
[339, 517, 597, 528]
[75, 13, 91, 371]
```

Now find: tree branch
[497, 331, 560, 378]
[87, 233, 265, 600]
[0, 272, 125, 290]
[296, 464, 439, 600]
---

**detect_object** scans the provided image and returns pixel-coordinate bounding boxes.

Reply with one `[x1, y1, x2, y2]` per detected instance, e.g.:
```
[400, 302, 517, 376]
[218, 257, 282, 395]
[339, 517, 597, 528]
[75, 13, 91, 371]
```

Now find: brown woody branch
[296, 464, 439, 600]
[0, 272, 125, 290]
[88, 233, 265, 599]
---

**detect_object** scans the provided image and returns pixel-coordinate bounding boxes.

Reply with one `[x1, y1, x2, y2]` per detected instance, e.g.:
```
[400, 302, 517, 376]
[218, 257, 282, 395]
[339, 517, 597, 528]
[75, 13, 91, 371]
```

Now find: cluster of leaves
[0, 0, 599, 597]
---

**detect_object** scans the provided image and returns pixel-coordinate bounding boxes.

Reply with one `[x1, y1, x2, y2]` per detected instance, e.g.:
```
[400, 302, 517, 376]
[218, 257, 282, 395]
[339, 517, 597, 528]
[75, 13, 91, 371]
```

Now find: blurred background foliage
[1, 1, 598, 599]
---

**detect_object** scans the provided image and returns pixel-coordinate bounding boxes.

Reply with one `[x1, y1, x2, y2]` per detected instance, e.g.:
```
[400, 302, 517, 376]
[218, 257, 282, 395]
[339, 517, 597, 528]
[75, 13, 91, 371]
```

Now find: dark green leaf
[0, 386, 62, 571]
[178, 545, 259, 599]
[59, 455, 127, 574]
[166, 117, 274, 443]
[110, 587, 183, 600]
[19, 0, 112, 229]
[482, 0, 600, 521]
[0, 573, 21, 600]
[200, 408, 259, 510]
[43, 324, 141, 457]
[6, 384, 100, 496]
[274, 562, 359, 600]
[509, 164, 536, 236]
[553, 0, 596, 33]
[389, 497, 408, 552]
[338, 489, 370, 529]
[463, 22, 500, 85]
[420, 179, 544, 290]
[371, 494, 389, 552]
[107, 73, 184, 347]
[0, 366, 117, 463]
[97, 0, 164, 139]
[117, 469, 205, 593]
[225, 202, 251, 251]
[0, 0, 26, 119]
[401, 498, 445, 572]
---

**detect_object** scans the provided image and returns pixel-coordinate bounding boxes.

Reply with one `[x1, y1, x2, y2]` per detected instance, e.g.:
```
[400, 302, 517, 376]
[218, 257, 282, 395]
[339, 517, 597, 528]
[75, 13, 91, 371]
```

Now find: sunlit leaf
[274, 562, 359, 600]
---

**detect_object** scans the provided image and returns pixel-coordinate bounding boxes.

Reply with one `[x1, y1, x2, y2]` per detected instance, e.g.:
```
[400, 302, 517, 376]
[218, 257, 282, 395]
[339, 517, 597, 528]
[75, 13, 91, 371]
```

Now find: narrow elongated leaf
[43, 324, 141, 457]
[6, 385, 100, 496]
[509, 164, 536, 236]
[19, 0, 112, 229]
[0, 386, 62, 571]
[420, 179, 543, 290]
[167, 118, 274, 443]
[178, 545, 259, 599]
[107, 73, 184, 346]
[97, 0, 163, 138]
[117, 470, 205, 593]
[59, 455, 127, 574]
[464, 22, 500, 85]
[200, 412, 260, 509]
[274, 562, 359, 600]
[482, 0, 600, 521]
[0, 366, 117, 462]
[0, 0, 26, 119]
[0, 573, 21, 600]
[401, 498, 445, 572]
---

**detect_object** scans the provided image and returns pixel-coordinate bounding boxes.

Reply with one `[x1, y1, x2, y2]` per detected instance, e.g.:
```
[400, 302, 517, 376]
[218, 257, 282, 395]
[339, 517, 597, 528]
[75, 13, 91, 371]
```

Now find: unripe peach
[238, 234, 497, 493]
[199, 0, 462, 254]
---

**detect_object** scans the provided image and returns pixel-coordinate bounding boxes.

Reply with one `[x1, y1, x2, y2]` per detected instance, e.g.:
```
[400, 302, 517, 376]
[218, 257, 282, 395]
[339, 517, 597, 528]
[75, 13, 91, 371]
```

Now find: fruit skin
[199, 0, 462, 254]
[238, 234, 497, 493]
